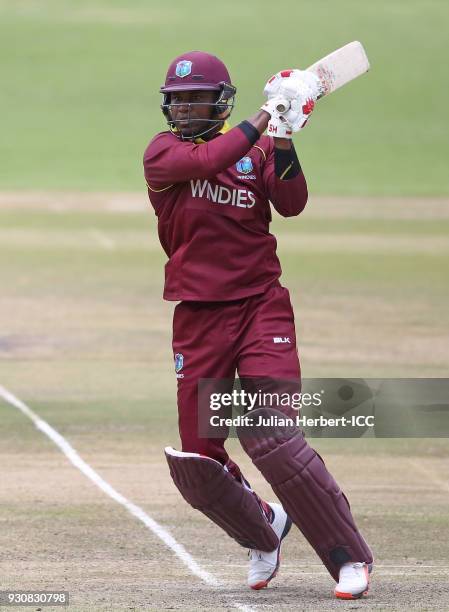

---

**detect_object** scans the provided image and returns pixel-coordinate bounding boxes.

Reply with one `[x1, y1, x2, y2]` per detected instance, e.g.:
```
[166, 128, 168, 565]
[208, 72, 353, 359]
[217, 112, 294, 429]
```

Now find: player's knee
[238, 407, 340, 493]
[181, 435, 226, 464]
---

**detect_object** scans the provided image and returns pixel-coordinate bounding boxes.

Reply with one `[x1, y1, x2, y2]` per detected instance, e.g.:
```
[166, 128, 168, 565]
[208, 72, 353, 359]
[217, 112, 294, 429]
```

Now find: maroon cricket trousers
[172, 282, 300, 464]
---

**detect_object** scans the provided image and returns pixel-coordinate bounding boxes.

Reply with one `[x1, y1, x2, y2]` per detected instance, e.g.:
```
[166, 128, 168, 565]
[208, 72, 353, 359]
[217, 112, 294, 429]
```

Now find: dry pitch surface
[1, 193, 449, 611]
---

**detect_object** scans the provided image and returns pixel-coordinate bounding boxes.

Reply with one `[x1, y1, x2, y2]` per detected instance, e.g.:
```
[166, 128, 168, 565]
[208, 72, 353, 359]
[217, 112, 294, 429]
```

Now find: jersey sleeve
[143, 122, 260, 189]
[262, 139, 308, 217]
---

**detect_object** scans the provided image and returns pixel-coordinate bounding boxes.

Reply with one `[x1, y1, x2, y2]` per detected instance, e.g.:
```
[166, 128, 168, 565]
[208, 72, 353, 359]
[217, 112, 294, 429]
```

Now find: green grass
[1, 0, 448, 194]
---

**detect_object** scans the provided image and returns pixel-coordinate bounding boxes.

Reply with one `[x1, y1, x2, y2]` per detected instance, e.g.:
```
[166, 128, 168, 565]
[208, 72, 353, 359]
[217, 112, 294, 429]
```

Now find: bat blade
[307, 41, 370, 99]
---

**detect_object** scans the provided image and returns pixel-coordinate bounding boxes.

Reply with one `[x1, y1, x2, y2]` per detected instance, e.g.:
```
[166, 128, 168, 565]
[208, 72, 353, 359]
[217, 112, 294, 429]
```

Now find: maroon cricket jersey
[143, 124, 308, 301]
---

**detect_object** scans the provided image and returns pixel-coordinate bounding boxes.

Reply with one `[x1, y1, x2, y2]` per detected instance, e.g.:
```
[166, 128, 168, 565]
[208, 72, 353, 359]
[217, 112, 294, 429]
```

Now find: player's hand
[261, 91, 315, 138]
[260, 97, 294, 138]
[267, 98, 314, 138]
[266, 114, 293, 139]
[264, 69, 321, 101]
[283, 91, 315, 131]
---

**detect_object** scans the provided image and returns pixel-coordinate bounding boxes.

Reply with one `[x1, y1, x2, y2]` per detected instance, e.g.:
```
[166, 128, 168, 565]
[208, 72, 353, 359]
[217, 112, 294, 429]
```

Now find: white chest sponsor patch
[190, 179, 255, 208]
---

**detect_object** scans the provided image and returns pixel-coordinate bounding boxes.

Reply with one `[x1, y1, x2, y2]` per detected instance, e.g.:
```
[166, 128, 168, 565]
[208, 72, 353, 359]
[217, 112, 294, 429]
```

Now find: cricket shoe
[335, 561, 373, 600]
[247, 502, 292, 590]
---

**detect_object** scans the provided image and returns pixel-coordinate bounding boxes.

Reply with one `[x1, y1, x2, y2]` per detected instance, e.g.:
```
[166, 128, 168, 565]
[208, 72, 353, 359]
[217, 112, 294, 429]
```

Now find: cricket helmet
[160, 51, 236, 140]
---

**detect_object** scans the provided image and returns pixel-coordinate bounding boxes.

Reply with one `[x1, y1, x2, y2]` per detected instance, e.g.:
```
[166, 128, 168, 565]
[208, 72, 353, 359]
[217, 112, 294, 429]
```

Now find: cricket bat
[275, 41, 370, 113]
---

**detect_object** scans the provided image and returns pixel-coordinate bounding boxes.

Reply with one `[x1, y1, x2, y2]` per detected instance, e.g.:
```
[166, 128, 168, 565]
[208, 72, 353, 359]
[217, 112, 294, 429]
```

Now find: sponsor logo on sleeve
[175, 60, 192, 78]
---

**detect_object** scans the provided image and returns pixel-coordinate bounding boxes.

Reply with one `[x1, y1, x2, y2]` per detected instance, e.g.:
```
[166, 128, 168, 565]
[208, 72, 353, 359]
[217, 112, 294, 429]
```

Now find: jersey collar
[194, 121, 231, 144]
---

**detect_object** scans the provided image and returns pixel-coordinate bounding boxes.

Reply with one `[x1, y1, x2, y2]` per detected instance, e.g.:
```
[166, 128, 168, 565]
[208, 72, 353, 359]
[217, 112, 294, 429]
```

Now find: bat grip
[275, 98, 290, 113]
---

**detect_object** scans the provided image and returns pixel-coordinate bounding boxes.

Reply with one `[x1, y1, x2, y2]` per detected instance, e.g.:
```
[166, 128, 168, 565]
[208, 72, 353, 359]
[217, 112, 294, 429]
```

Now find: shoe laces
[341, 562, 365, 578]
[248, 549, 263, 562]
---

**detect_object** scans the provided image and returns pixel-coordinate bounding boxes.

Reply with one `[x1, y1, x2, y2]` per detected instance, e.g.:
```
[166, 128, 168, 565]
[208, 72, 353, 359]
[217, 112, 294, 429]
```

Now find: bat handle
[275, 98, 290, 113]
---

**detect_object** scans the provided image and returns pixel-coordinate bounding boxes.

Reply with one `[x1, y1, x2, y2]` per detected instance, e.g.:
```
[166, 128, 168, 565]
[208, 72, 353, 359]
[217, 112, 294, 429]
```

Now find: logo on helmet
[175, 60, 192, 78]
[236, 157, 253, 175]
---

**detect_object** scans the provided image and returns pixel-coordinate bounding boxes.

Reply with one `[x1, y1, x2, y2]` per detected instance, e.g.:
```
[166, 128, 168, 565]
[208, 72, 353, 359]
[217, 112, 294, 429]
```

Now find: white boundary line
[0, 385, 255, 612]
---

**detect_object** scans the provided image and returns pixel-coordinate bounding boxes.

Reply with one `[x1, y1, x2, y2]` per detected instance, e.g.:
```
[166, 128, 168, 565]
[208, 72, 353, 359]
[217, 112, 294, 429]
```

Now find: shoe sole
[250, 514, 293, 590]
[335, 590, 366, 600]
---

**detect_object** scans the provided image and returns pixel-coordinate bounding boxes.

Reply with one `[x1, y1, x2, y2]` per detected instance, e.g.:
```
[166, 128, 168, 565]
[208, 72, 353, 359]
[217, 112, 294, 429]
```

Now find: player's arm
[262, 141, 308, 217]
[144, 116, 269, 188]
[259, 70, 319, 216]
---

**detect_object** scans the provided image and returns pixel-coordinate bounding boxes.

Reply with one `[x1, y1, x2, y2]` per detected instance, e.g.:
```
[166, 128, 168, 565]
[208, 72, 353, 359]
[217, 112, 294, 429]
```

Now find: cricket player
[143, 51, 373, 599]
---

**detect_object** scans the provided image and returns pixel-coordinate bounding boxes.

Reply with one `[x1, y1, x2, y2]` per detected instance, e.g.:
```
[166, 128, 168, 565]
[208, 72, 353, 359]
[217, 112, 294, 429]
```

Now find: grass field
[1, 193, 449, 610]
[1, 0, 448, 194]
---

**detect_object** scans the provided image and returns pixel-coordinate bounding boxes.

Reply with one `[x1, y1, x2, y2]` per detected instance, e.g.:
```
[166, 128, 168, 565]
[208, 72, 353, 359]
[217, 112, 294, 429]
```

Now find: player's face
[169, 90, 217, 137]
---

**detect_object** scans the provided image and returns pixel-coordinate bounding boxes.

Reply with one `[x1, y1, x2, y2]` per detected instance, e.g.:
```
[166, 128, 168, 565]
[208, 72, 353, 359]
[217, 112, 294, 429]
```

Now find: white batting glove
[261, 89, 315, 138]
[267, 115, 294, 138]
[264, 69, 321, 101]
[260, 96, 285, 118]
[260, 97, 294, 138]
[263, 69, 303, 99]
[283, 95, 315, 132]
